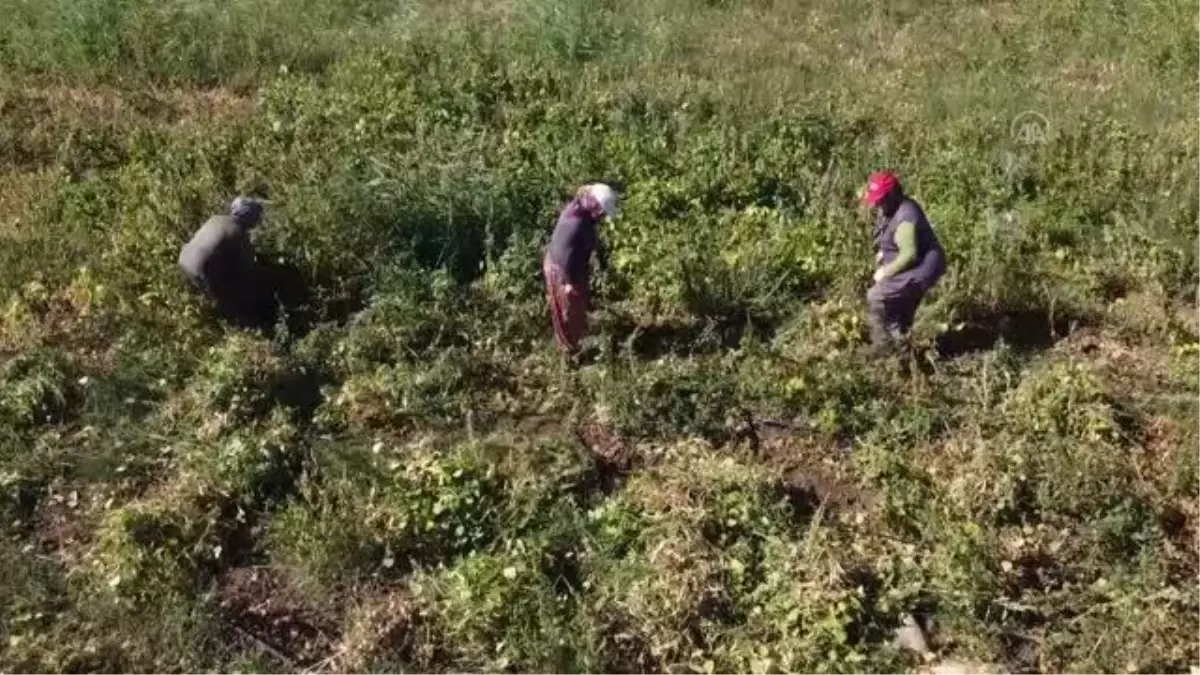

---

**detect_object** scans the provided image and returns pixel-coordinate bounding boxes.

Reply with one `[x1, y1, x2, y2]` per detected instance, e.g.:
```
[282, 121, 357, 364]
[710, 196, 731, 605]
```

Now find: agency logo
[1010, 110, 1050, 146]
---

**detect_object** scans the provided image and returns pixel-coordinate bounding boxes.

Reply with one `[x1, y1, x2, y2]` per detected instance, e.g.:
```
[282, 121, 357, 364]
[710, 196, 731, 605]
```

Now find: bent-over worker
[860, 171, 946, 353]
[179, 196, 268, 327]
[543, 183, 619, 358]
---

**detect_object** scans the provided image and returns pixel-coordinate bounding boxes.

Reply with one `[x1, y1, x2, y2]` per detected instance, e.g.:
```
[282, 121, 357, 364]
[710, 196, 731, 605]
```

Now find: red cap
[862, 171, 899, 206]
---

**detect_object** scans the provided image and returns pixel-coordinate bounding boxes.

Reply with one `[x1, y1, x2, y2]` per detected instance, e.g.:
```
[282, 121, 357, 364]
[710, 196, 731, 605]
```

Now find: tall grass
[0, 0, 415, 85]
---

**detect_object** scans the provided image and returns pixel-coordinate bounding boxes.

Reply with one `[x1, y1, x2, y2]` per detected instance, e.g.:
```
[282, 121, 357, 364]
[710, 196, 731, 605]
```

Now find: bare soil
[218, 566, 339, 669]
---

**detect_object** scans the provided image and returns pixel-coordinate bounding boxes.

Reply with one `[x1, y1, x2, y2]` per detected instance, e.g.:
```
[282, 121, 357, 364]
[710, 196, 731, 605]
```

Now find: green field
[1, 0, 1197, 672]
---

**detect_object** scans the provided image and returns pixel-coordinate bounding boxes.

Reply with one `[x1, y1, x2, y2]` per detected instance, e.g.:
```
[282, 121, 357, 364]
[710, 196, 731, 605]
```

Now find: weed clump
[175, 410, 306, 509]
[92, 499, 223, 604]
[0, 348, 78, 429]
[575, 442, 881, 672]
[269, 442, 505, 590]
[318, 349, 508, 434]
[174, 334, 287, 435]
[334, 590, 415, 672]
[588, 356, 743, 442]
[407, 549, 573, 672]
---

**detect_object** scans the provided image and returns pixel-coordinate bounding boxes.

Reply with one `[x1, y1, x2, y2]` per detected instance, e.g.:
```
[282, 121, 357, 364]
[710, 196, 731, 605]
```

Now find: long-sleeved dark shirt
[179, 215, 256, 295]
[545, 199, 606, 286]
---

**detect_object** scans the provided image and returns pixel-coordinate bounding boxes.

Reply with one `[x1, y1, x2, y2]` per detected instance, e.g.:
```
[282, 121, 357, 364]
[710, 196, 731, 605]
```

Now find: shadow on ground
[240, 259, 366, 340]
[934, 306, 1085, 358]
[600, 311, 779, 359]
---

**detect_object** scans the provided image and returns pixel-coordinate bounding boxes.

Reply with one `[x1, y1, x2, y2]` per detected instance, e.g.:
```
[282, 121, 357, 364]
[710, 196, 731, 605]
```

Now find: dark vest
[873, 197, 946, 290]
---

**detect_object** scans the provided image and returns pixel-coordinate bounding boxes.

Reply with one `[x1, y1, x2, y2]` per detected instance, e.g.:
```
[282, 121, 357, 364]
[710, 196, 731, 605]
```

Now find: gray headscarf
[229, 196, 264, 227]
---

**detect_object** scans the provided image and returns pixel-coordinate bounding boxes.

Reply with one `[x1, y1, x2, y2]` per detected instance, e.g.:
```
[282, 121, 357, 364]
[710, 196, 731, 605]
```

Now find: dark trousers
[866, 281, 924, 347]
[183, 268, 273, 330]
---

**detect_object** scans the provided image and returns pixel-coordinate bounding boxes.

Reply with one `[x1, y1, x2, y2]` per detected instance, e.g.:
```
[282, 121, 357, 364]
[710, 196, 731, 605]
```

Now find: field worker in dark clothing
[860, 171, 946, 352]
[543, 183, 618, 357]
[179, 196, 268, 327]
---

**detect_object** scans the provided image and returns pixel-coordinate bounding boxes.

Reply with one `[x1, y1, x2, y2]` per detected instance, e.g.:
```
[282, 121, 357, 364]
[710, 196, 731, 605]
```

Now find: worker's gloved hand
[563, 284, 579, 297]
[873, 268, 888, 283]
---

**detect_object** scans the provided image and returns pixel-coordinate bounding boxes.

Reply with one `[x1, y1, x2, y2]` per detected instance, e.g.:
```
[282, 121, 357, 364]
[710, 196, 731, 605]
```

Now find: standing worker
[860, 171, 946, 354]
[179, 196, 270, 328]
[543, 183, 619, 360]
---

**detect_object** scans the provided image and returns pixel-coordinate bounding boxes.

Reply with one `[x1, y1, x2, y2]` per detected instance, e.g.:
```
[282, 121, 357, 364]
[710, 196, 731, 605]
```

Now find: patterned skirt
[543, 258, 589, 354]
